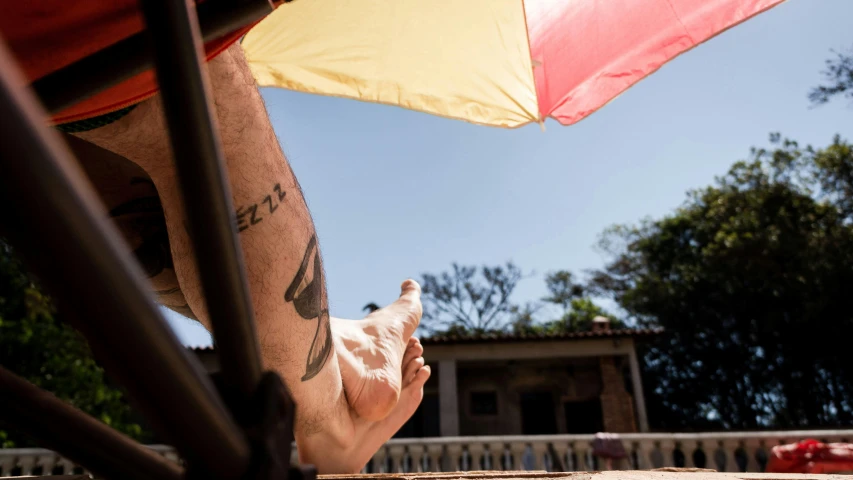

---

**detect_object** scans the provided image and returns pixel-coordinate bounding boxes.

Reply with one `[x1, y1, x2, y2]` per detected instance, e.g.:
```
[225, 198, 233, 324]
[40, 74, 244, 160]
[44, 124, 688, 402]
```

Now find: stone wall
[599, 355, 637, 433]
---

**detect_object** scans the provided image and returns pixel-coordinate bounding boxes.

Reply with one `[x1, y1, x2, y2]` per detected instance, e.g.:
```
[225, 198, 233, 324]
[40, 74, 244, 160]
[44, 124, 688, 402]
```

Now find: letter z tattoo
[284, 235, 333, 381]
[236, 182, 287, 233]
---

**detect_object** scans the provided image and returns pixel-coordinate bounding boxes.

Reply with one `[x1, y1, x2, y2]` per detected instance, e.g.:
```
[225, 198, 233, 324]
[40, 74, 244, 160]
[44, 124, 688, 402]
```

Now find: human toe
[403, 357, 425, 385]
[402, 338, 424, 366]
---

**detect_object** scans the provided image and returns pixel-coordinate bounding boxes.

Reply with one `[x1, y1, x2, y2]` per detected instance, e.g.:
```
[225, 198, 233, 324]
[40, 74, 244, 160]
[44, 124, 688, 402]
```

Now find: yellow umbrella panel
[242, 0, 541, 128]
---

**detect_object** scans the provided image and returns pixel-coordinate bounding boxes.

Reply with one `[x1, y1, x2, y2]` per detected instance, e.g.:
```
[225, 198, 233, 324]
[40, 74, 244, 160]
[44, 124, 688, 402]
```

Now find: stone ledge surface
[321, 471, 851, 480]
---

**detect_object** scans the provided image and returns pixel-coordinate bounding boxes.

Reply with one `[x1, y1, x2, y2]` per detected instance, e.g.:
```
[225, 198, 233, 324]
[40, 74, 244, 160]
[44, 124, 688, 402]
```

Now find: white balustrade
[1, 430, 851, 476]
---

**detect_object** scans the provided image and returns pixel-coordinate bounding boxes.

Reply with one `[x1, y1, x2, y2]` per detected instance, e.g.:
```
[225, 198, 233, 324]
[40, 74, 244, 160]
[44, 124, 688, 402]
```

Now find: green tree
[542, 270, 585, 315]
[557, 298, 623, 332]
[0, 241, 151, 447]
[588, 136, 853, 430]
[420, 262, 523, 335]
[809, 45, 853, 106]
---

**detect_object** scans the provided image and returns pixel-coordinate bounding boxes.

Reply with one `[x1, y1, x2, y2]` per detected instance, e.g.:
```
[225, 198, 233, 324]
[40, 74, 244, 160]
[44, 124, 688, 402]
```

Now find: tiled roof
[419, 328, 663, 345]
[187, 328, 663, 351]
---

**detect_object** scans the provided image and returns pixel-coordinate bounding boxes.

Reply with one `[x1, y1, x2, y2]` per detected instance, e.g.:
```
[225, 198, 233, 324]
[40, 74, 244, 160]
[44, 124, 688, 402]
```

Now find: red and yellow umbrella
[242, 0, 785, 128]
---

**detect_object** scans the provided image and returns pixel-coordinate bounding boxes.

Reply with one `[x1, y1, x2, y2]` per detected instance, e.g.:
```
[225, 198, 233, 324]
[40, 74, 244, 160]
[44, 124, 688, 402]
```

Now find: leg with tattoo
[71, 43, 430, 473]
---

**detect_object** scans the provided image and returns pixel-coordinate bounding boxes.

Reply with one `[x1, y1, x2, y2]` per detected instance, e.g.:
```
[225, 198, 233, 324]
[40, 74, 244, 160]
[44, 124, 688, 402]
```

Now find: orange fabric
[0, 1, 256, 124]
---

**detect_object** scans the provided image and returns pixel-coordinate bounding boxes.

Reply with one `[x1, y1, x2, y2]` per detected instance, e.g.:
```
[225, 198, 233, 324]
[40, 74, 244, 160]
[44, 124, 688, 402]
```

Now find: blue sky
[167, 0, 853, 346]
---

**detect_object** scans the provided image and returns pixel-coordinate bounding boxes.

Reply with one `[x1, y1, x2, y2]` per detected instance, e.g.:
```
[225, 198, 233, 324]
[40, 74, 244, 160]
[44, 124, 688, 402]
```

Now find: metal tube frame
[33, 0, 276, 115]
[0, 366, 183, 480]
[139, 0, 264, 405]
[0, 0, 313, 479]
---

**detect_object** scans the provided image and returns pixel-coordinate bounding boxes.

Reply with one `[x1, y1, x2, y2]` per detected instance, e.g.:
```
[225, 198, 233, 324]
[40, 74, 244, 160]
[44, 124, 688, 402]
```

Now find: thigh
[61, 133, 197, 320]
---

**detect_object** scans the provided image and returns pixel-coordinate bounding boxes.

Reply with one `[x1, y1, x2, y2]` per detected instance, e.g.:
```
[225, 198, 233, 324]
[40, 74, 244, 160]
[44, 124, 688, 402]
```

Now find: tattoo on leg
[284, 234, 333, 381]
[236, 182, 287, 232]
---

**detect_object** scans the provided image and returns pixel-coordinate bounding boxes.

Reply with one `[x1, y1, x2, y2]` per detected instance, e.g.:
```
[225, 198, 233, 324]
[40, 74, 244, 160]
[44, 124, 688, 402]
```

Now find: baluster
[563, 442, 575, 471]
[409, 444, 425, 473]
[488, 441, 504, 470]
[628, 442, 640, 470]
[290, 448, 299, 471]
[503, 445, 514, 470]
[530, 442, 548, 471]
[426, 444, 442, 472]
[635, 439, 652, 470]
[635, 440, 652, 470]
[754, 440, 769, 472]
[745, 438, 761, 472]
[17, 454, 36, 476]
[692, 441, 708, 469]
[660, 440, 677, 467]
[713, 440, 729, 472]
[460, 446, 471, 471]
[733, 441, 749, 472]
[0, 452, 15, 477]
[388, 444, 406, 473]
[671, 442, 685, 468]
[446, 443, 464, 472]
[647, 442, 662, 469]
[510, 442, 526, 470]
[550, 442, 569, 472]
[681, 440, 697, 468]
[57, 457, 75, 476]
[574, 441, 590, 471]
[371, 446, 388, 474]
[469, 442, 485, 471]
[37, 453, 57, 476]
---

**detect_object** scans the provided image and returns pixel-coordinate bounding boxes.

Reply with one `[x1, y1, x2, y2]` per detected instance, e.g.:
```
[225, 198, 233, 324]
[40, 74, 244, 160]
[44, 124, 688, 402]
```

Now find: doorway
[520, 391, 558, 435]
[563, 398, 604, 433]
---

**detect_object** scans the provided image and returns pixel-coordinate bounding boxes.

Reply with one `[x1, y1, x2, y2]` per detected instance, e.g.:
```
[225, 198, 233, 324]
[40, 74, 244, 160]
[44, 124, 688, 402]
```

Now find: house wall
[456, 358, 605, 436]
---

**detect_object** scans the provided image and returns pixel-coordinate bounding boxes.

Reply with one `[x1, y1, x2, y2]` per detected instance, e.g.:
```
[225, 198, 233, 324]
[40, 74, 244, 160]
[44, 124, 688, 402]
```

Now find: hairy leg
[72, 44, 429, 471]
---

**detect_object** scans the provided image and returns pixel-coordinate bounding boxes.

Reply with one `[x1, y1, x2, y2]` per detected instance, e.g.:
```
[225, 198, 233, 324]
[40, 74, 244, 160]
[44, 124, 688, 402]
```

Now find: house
[190, 319, 660, 438]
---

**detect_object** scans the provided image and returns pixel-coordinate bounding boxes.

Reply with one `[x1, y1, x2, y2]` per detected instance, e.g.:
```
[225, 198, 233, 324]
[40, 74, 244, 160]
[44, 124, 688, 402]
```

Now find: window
[470, 391, 498, 415]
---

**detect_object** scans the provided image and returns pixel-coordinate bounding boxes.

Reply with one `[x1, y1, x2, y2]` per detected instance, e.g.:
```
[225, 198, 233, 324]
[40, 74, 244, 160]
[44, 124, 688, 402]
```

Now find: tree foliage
[419, 262, 523, 334]
[542, 270, 585, 314]
[0, 241, 151, 447]
[809, 45, 853, 106]
[588, 135, 853, 430]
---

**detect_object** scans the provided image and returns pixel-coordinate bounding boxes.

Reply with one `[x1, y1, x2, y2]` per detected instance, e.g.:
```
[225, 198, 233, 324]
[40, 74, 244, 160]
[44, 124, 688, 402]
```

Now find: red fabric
[523, 0, 785, 125]
[0, 1, 257, 124]
[767, 439, 853, 474]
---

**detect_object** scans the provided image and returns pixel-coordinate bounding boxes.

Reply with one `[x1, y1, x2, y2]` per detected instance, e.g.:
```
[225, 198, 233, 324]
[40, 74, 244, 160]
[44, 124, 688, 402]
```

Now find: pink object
[525, 0, 785, 125]
[767, 439, 853, 474]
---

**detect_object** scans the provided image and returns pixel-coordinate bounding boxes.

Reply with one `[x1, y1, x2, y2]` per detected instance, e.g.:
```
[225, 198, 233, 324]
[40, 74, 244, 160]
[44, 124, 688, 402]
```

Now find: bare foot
[299, 353, 431, 473]
[333, 279, 423, 421]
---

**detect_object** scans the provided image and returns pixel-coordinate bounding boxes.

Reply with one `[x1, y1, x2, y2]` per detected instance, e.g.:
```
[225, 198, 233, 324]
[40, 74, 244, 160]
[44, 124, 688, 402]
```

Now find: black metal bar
[0, 366, 183, 480]
[138, 0, 265, 405]
[33, 0, 274, 114]
[0, 39, 251, 479]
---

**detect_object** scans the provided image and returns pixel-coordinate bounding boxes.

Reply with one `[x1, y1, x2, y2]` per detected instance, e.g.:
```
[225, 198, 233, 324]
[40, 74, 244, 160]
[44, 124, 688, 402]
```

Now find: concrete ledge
[322, 471, 851, 480]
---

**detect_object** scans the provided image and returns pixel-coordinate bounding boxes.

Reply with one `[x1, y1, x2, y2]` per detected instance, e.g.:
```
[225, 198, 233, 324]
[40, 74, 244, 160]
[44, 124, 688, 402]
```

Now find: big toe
[400, 279, 421, 296]
[394, 280, 422, 335]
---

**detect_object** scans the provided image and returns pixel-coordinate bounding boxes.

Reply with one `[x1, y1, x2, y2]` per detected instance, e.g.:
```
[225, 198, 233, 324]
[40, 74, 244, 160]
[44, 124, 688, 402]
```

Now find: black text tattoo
[236, 182, 287, 232]
[284, 235, 332, 381]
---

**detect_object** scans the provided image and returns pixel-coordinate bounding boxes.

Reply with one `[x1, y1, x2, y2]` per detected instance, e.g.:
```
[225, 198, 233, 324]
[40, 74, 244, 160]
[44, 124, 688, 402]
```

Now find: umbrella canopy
[242, 0, 785, 128]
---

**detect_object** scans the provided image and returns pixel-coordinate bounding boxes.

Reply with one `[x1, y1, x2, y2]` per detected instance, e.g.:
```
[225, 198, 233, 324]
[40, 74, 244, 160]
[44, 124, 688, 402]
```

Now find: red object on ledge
[766, 439, 853, 474]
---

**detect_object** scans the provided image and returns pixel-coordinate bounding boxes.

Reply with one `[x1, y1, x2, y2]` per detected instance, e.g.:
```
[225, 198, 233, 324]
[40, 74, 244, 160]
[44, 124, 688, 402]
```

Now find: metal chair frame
[0, 1, 314, 480]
